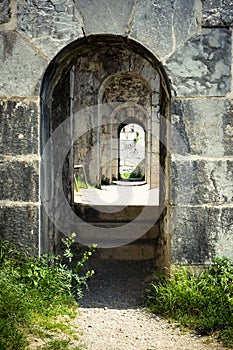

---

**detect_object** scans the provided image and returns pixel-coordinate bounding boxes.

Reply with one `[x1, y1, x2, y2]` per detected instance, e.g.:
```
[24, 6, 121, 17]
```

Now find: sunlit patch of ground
[74, 182, 159, 206]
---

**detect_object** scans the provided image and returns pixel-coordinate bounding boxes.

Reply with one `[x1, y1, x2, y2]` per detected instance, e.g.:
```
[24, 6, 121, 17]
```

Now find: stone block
[76, 0, 135, 36]
[0, 204, 39, 254]
[0, 159, 39, 202]
[0, 32, 47, 96]
[223, 100, 233, 156]
[171, 158, 233, 205]
[151, 134, 159, 153]
[0, 0, 11, 25]
[171, 206, 221, 264]
[171, 98, 233, 156]
[165, 28, 231, 97]
[150, 152, 160, 188]
[202, 0, 233, 27]
[214, 208, 233, 258]
[16, 0, 83, 58]
[0, 100, 38, 155]
[130, 0, 197, 60]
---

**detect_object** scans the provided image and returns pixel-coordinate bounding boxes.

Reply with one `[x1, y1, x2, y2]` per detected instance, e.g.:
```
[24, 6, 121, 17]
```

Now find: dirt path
[77, 260, 227, 350]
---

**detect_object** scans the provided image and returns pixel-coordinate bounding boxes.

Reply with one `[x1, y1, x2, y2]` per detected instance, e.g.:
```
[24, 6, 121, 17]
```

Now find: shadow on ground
[79, 258, 156, 310]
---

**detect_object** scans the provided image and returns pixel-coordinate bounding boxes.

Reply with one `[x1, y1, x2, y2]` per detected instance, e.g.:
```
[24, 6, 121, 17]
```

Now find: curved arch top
[40, 34, 171, 104]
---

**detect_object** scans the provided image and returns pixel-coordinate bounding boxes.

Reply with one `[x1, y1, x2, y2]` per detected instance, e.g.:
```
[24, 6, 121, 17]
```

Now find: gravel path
[77, 259, 227, 350]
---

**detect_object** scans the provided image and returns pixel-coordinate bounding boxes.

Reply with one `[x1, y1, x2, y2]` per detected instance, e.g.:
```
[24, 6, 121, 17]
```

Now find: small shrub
[0, 234, 95, 350]
[101, 175, 110, 185]
[145, 257, 233, 347]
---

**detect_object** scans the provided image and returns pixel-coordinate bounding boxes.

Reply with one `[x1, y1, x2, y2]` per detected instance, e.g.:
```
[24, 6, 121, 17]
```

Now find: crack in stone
[125, 0, 138, 37]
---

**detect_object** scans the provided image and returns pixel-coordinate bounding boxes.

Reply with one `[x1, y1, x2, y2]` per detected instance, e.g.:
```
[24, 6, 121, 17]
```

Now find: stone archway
[40, 35, 171, 270]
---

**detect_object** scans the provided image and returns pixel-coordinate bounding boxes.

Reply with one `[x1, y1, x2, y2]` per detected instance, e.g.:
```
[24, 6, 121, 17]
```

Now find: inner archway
[40, 35, 171, 270]
[119, 123, 145, 181]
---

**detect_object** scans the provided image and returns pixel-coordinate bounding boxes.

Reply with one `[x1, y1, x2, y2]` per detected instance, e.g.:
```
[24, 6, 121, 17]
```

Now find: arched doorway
[119, 122, 145, 181]
[40, 35, 171, 269]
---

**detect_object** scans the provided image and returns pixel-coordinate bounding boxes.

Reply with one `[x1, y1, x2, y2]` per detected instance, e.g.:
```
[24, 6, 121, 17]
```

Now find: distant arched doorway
[119, 123, 145, 181]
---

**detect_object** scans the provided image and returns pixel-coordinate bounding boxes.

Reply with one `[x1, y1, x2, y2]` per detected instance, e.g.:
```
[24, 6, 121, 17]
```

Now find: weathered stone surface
[0, 159, 38, 202]
[0, 100, 38, 155]
[223, 100, 233, 156]
[202, 0, 233, 27]
[0, 0, 11, 25]
[130, 0, 197, 60]
[171, 159, 233, 205]
[0, 32, 47, 96]
[214, 208, 233, 258]
[171, 98, 233, 156]
[16, 0, 83, 58]
[0, 204, 39, 254]
[76, 0, 135, 36]
[165, 28, 231, 96]
[171, 206, 233, 264]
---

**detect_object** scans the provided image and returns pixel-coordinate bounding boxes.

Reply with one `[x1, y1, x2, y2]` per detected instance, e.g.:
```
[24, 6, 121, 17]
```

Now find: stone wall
[0, 0, 232, 266]
[167, 4, 233, 264]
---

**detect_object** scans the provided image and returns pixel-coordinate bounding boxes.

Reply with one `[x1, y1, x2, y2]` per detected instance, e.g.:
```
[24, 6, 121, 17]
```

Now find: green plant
[74, 178, 88, 189]
[121, 169, 144, 179]
[0, 235, 95, 349]
[145, 257, 233, 347]
[17, 233, 95, 301]
[61, 233, 96, 299]
[0, 240, 17, 266]
[0, 268, 30, 350]
[40, 339, 85, 350]
[74, 177, 95, 190]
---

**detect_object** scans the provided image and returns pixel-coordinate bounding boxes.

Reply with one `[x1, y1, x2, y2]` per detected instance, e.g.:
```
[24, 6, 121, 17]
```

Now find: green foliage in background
[121, 170, 145, 180]
[145, 257, 233, 348]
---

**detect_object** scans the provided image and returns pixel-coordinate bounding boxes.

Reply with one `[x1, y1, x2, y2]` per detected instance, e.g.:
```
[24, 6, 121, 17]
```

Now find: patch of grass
[31, 314, 77, 336]
[0, 267, 31, 350]
[40, 338, 85, 350]
[74, 177, 94, 189]
[145, 257, 233, 348]
[0, 235, 95, 350]
[121, 172, 144, 179]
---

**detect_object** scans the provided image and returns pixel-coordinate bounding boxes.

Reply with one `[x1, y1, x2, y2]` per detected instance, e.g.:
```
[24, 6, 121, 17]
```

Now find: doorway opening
[40, 35, 171, 269]
[119, 123, 145, 181]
